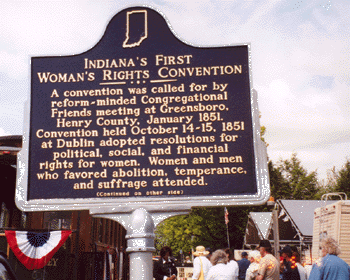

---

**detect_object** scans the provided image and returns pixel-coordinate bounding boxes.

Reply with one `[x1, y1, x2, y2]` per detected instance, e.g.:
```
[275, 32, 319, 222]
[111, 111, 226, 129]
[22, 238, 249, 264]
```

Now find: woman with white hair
[245, 250, 261, 280]
[309, 237, 350, 280]
[207, 249, 235, 280]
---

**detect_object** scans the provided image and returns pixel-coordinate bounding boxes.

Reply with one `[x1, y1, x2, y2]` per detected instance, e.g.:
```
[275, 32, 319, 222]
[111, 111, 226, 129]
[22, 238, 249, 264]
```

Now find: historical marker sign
[16, 7, 269, 212]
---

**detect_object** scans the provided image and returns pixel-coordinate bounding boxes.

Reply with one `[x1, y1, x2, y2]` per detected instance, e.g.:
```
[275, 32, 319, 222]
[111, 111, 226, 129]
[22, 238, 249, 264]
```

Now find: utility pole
[272, 208, 280, 259]
[268, 197, 279, 259]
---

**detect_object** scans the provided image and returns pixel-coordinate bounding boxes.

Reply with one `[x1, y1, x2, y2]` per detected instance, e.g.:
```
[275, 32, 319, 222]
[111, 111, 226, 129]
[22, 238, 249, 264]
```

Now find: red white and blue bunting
[5, 230, 71, 270]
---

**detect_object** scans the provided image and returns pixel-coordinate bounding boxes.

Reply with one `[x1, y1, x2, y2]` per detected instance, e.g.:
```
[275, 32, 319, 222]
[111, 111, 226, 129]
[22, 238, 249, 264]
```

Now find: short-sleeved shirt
[237, 258, 250, 279]
[257, 253, 279, 280]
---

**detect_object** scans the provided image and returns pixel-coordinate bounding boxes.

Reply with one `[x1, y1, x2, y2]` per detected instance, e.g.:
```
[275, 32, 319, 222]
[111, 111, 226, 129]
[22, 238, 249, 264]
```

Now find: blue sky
[1, 0, 349, 182]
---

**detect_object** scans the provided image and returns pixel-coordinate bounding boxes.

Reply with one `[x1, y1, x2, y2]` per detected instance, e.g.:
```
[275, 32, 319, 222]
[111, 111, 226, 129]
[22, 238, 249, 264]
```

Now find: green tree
[155, 214, 195, 257]
[268, 160, 289, 200]
[154, 205, 268, 256]
[333, 159, 350, 197]
[155, 208, 229, 257]
[269, 154, 319, 200]
[313, 167, 338, 199]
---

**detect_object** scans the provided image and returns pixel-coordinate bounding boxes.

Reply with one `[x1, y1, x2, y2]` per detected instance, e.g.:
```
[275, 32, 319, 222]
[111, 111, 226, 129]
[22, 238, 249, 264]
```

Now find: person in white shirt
[207, 249, 236, 280]
[292, 251, 307, 280]
[245, 250, 261, 280]
[192, 246, 212, 280]
[225, 248, 239, 280]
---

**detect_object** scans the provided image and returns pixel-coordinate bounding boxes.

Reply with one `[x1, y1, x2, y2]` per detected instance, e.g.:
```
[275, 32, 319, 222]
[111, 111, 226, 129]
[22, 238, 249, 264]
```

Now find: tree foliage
[155, 206, 267, 256]
[269, 153, 319, 200]
[333, 159, 350, 198]
[155, 214, 194, 257]
[269, 160, 290, 199]
[260, 125, 268, 147]
[313, 167, 338, 199]
[155, 208, 230, 257]
[155, 154, 324, 254]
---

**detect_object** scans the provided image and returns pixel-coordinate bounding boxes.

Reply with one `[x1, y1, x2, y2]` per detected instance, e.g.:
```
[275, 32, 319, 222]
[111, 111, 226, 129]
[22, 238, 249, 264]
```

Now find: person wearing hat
[237, 251, 250, 280]
[279, 245, 300, 280]
[256, 240, 279, 280]
[192, 246, 212, 280]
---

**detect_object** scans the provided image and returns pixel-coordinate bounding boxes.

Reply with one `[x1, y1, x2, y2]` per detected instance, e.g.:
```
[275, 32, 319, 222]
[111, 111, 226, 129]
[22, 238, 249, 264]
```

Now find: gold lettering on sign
[34, 51, 250, 198]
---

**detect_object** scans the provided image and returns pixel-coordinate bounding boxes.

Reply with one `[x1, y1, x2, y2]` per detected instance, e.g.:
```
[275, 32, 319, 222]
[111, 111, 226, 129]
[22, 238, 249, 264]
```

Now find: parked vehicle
[312, 193, 350, 265]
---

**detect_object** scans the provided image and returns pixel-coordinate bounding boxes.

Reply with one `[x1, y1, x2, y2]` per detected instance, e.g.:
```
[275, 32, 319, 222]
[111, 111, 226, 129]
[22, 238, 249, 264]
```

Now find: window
[20, 212, 27, 229]
[43, 212, 72, 230]
[0, 203, 9, 228]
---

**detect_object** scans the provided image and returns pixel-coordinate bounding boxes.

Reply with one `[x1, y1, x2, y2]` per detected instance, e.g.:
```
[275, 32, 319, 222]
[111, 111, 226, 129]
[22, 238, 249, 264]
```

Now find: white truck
[312, 193, 350, 265]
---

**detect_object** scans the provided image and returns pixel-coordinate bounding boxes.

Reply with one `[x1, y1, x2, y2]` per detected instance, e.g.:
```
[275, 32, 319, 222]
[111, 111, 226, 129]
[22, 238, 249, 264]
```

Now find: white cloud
[0, 2, 116, 56]
[0, 51, 28, 79]
[267, 142, 350, 180]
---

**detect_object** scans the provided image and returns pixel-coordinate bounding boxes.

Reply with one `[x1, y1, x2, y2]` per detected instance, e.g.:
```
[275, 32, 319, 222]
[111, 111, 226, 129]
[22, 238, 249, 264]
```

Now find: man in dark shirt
[153, 246, 177, 280]
[279, 245, 300, 280]
[237, 251, 250, 280]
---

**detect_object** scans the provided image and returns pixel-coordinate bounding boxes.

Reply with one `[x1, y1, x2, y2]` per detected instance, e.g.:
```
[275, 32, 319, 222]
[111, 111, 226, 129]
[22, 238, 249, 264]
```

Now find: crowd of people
[153, 237, 350, 280]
